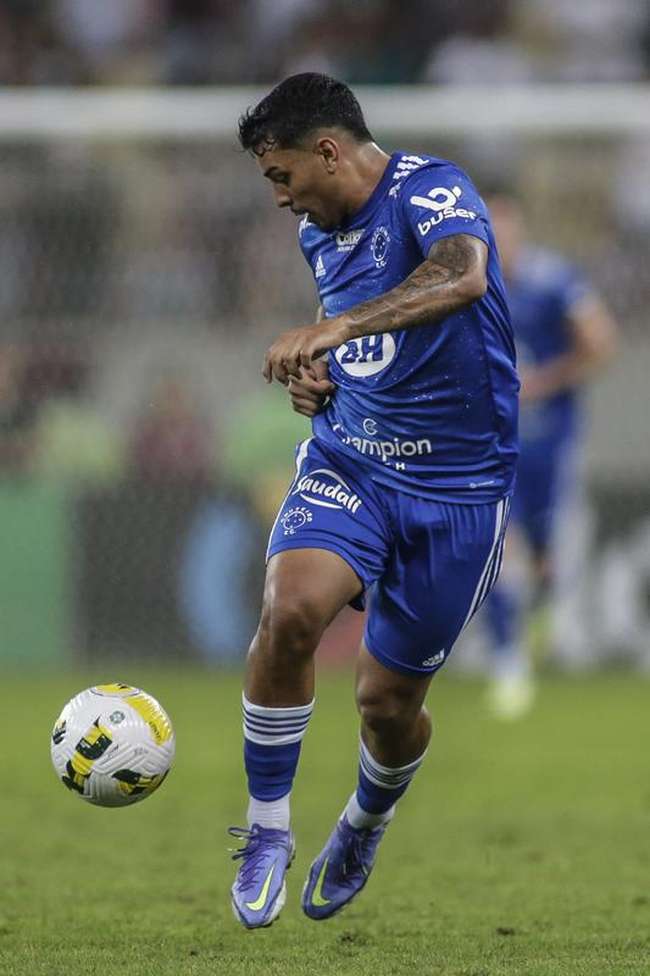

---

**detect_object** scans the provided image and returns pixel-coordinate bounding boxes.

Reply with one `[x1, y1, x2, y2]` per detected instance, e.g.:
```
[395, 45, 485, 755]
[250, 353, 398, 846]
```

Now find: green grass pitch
[1, 667, 649, 975]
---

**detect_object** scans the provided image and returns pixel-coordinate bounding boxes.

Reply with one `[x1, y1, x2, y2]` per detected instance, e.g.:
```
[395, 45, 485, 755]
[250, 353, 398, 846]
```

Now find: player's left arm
[286, 303, 336, 416]
[521, 294, 618, 403]
[262, 234, 487, 384]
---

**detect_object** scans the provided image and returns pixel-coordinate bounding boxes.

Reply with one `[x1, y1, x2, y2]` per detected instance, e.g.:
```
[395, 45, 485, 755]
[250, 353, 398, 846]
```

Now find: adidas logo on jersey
[389, 155, 429, 197]
[298, 214, 312, 236]
[422, 650, 446, 667]
[315, 254, 326, 278]
[392, 155, 428, 179]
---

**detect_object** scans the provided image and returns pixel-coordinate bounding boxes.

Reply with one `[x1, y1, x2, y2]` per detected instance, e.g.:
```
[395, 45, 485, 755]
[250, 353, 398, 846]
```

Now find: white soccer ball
[50, 683, 175, 808]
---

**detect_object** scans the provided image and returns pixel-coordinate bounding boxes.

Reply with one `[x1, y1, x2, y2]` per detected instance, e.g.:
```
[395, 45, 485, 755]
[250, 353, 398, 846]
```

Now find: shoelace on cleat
[228, 825, 288, 888]
[340, 823, 381, 878]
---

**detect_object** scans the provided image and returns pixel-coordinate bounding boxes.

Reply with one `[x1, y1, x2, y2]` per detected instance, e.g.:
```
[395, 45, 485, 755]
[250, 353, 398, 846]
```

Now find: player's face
[256, 143, 341, 230]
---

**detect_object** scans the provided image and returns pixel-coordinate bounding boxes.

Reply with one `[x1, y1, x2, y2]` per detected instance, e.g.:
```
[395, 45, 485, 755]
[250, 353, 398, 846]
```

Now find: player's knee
[256, 592, 325, 661]
[356, 688, 417, 738]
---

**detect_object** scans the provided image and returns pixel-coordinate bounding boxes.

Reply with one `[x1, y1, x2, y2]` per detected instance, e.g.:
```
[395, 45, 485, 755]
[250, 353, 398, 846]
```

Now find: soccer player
[229, 73, 519, 929]
[482, 190, 617, 719]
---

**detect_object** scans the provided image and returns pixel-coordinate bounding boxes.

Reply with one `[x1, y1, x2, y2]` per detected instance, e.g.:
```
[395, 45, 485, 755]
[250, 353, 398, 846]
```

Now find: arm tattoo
[422, 233, 481, 282]
[342, 234, 486, 340]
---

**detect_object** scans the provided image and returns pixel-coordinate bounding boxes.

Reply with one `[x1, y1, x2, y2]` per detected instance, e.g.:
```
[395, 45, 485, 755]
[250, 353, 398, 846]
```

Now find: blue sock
[352, 738, 427, 821]
[484, 580, 533, 680]
[243, 695, 314, 804]
[485, 582, 521, 650]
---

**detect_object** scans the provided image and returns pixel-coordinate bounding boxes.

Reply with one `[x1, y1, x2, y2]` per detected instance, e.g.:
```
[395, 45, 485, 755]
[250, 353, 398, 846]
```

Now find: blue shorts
[267, 438, 511, 678]
[513, 436, 579, 555]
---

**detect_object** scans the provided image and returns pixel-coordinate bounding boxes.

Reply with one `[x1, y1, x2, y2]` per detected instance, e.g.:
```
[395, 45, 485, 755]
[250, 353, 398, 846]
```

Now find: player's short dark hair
[238, 73, 374, 154]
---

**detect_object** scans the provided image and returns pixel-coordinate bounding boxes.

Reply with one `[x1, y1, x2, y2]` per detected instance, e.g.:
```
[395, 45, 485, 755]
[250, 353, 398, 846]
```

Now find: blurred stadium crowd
[0, 0, 649, 671]
[1, 0, 650, 87]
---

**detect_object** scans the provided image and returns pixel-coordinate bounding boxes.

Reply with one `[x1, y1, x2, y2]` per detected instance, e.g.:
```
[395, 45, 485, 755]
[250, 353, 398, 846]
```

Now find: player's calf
[303, 648, 431, 919]
[230, 696, 313, 929]
[232, 550, 362, 926]
[302, 740, 427, 920]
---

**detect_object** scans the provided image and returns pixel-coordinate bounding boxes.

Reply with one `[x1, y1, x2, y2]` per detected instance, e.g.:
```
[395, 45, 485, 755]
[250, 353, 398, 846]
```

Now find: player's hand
[287, 362, 335, 417]
[262, 319, 347, 385]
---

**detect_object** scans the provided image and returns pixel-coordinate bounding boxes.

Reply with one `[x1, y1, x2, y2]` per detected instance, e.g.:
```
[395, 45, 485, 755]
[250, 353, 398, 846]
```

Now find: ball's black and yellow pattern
[50, 683, 175, 808]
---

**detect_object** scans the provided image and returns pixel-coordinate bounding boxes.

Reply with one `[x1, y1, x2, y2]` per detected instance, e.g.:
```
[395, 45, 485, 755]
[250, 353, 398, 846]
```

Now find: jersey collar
[337, 152, 401, 230]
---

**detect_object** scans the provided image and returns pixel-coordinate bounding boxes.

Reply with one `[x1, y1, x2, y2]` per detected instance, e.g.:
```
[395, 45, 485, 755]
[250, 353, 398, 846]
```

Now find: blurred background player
[482, 189, 618, 719]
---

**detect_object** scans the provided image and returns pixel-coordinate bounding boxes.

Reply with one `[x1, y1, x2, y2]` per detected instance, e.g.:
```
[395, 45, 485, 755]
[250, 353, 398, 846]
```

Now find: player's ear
[315, 137, 339, 174]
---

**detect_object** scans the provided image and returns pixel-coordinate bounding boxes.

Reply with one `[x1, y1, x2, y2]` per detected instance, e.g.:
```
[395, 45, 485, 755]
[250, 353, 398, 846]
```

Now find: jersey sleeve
[399, 165, 490, 258]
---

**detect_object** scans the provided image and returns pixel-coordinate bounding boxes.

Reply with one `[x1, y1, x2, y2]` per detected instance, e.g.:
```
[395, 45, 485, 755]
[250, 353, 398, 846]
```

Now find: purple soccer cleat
[302, 814, 388, 920]
[229, 824, 295, 929]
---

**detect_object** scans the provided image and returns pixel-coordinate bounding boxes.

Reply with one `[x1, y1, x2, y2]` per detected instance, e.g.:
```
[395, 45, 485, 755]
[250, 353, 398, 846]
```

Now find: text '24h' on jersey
[298, 151, 519, 505]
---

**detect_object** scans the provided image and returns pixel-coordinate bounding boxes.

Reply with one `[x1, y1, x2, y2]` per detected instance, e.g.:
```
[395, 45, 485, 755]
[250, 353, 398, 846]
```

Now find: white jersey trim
[460, 496, 509, 633]
[265, 437, 312, 561]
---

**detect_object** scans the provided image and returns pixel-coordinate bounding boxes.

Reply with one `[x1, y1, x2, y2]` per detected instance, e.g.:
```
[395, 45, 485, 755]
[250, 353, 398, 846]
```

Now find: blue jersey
[507, 246, 592, 444]
[299, 151, 519, 504]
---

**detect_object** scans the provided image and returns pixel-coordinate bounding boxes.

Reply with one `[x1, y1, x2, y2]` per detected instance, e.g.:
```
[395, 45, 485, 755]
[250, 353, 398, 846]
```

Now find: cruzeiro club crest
[371, 226, 390, 268]
[280, 506, 313, 536]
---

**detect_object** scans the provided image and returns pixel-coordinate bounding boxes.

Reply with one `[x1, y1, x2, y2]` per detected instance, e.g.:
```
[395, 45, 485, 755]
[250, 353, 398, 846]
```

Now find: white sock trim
[345, 791, 395, 830]
[359, 738, 428, 790]
[242, 695, 315, 717]
[247, 793, 291, 831]
[242, 695, 315, 746]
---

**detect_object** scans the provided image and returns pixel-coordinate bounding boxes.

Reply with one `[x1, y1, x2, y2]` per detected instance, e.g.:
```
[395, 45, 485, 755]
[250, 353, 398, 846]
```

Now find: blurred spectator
[0, 345, 39, 474]
[249, 0, 325, 50]
[531, 0, 648, 83]
[19, 145, 118, 322]
[0, 0, 646, 86]
[161, 0, 250, 85]
[278, 8, 345, 82]
[54, 0, 162, 84]
[116, 153, 231, 323]
[36, 397, 123, 485]
[422, 0, 536, 85]
[130, 374, 214, 483]
[21, 339, 89, 401]
[0, 339, 91, 476]
[279, 0, 438, 85]
[0, 0, 90, 85]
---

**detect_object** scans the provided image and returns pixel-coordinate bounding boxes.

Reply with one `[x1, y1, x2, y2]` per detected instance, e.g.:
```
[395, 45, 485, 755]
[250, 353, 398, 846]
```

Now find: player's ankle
[344, 791, 395, 830]
[247, 793, 291, 831]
